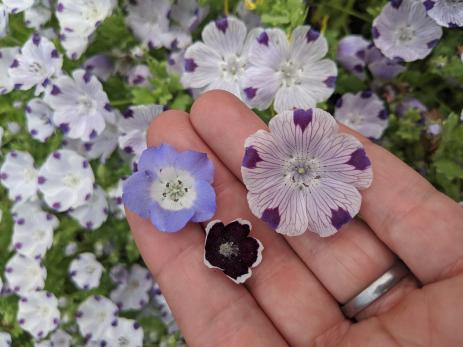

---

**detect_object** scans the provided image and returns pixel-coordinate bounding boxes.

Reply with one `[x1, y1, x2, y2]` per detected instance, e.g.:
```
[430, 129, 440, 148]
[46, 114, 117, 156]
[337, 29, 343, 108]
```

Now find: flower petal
[150, 203, 195, 232]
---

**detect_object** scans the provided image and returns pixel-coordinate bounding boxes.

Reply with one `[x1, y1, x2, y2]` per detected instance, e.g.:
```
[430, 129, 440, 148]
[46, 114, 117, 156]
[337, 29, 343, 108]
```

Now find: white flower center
[345, 112, 364, 126]
[34, 230, 46, 240]
[28, 62, 46, 76]
[219, 242, 239, 257]
[40, 305, 50, 316]
[118, 336, 130, 346]
[129, 279, 140, 289]
[62, 173, 81, 188]
[84, 265, 96, 274]
[77, 95, 96, 114]
[285, 155, 321, 190]
[397, 25, 415, 42]
[279, 61, 301, 87]
[150, 167, 196, 211]
[221, 55, 245, 80]
[24, 168, 37, 182]
[96, 311, 107, 321]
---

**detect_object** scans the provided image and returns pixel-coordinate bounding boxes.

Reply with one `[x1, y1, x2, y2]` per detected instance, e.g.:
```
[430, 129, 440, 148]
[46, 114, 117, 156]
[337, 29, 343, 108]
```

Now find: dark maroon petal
[261, 207, 280, 230]
[293, 109, 313, 132]
[215, 17, 228, 33]
[184, 58, 197, 72]
[242, 146, 262, 169]
[257, 31, 269, 46]
[330, 207, 352, 229]
[346, 148, 371, 170]
[306, 27, 320, 42]
[225, 220, 250, 240]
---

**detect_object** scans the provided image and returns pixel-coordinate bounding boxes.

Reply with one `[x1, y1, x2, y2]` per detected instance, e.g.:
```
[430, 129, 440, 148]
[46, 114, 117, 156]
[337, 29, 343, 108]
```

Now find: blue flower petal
[138, 144, 178, 172]
[191, 181, 216, 223]
[175, 150, 214, 183]
[122, 170, 156, 219]
[150, 203, 195, 232]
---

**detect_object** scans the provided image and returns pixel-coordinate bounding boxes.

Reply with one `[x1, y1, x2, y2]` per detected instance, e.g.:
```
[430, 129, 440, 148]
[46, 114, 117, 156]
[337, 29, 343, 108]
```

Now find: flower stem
[318, 2, 371, 22]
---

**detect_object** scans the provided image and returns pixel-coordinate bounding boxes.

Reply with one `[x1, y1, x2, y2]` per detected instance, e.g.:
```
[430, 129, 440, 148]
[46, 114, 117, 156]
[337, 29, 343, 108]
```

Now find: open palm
[126, 91, 463, 347]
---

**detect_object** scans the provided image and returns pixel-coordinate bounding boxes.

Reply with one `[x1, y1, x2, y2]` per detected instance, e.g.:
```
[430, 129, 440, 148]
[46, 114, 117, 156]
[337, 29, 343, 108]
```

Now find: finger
[125, 118, 288, 347]
[188, 91, 408, 305]
[146, 110, 347, 347]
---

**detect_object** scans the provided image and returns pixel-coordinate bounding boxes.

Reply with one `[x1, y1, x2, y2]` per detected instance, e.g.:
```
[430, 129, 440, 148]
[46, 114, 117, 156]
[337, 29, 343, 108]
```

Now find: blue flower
[123, 144, 216, 232]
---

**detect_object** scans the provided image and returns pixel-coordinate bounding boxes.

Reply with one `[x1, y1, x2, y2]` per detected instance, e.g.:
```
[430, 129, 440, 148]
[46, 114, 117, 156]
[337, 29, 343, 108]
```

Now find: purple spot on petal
[346, 148, 371, 170]
[353, 64, 364, 73]
[53, 151, 61, 159]
[378, 109, 388, 120]
[355, 49, 366, 60]
[52, 202, 61, 209]
[184, 58, 197, 72]
[32, 34, 41, 46]
[19, 319, 25, 325]
[82, 160, 89, 169]
[133, 322, 140, 329]
[83, 71, 92, 83]
[51, 85, 61, 95]
[244, 87, 257, 100]
[123, 109, 134, 118]
[261, 207, 280, 230]
[10, 59, 19, 68]
[89, 129, 97, 139]
[15, 242, 22, 249]
[57, 3, 64, 12]
[427, 39, 439, 49]
[30, 129, 37, 136]
[85, 221, 93, 229]
[242, 146, 262, 169]
[360, 90, 373, 98]
[372, 26, 380, 39]
[331, 207, 352, 229]
[0, 173, 7, 180]
[51, 49, 59, 58]
[324, 76, 336, 88]
[257, 31, 269, 46]
[59, 123, 70, 134]
[85, 193, 91, 201]
[390, 0, 402, 9]
[306, 28, 320, 42]
[70, 270, 76, 277]
[76, 310, 83, 318]
[38, 176, 46, 184]
[293, 109, 313, 132]
[335, 98, 343, 108]
[423, 0, 434, 10]
[215, 17, 228, 33]
[449, 22, 458, 28]
[17, 218, 25, 225]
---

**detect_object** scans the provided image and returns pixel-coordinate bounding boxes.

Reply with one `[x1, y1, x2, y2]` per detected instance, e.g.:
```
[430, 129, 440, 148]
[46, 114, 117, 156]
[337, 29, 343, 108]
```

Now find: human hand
[125, 90, 463, 347]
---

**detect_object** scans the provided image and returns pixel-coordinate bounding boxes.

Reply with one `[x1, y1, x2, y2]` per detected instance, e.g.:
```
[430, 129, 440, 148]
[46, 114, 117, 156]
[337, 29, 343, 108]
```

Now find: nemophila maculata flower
[17, 291, 60, 341]
[242, 108, 373, 237]
[372, 0, 443, 62]
[44, 69, 115, 142]
[123, 144, 216, 232]
[5, 254, 46, 294]
[0, 47, 20, 94]
[170, 0, 209, 32]
[37, 149, 95, 212]
[25, 98, 55, 142]
[69, 253, 104, 290]
[24, 0, 51, 30]
[335, 91, 388, 140]
[423, 0, 463, 28]
[204, 219, 263, 284]
[126, 64, 152, 87]
[49, 329, 72, 347]
[83, 54, 114, 82]
[69, 185, 109, 230]
[2, 0, 34, 14]
[76, 295, 118, 342]
[8, 33, 63, 92]
[181, 16, 251, 99]
[100, 317, 144, 347]
[242, 25, 337, 113]
[0, 332, 12, 347]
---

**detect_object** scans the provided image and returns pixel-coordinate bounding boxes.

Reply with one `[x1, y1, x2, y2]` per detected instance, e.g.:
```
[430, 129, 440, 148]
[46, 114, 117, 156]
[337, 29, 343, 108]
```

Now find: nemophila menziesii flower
[24, 0, 51, 30]
[43, 69, 115, 142]
[372, 0, 443, 62]
[181, 16, 251, 99]
[123, 144, 216, 232]
[76, 295, 118, 342]
[423, 0, 463, 27]
[8, 34, 63, 92]
[0, 5, 8, 38]
[25, 98, 55, 142]
[334, 91, 388, 139]
[69, 186, 109, 230]
[100, 317, 144, 347]
[242, 26, 337, 112]
[204, 219, 263, 284]
[170, 0, 209, 32]
[110, 264, 153, 310]
[0, 150, 39, 202]
[2, 0, 34, 14]
[69, 253, 104, 290]
[126, 64, 152, 87]
[83, 54, 114, 82]
[242, 108, 373, 237]
[5, 254, 46, 294]
[17, 291, 60, 341]
[0, 47, 20, 94]
[37, 149, 95, 212]
[0, 332, 12, 346]
[118, 104, 164, 161]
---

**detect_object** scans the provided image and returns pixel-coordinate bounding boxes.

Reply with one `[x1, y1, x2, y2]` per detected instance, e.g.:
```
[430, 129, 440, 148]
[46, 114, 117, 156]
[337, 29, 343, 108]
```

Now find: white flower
[12, 202, 58, 259]
[69, 253, 104, 290]
[152, 286, 177, 332]
[0, 5, 8, 38]
[126, 64, 152, 87]
[8, 34, 63, 92]
[0, 47, 20, 94]
[107, 179, 125, 219]
[44, 69, 115, 142]
[49, 329, 72, 347]
[25, 98, 55, 142]
[64, 242, 78, 256]
[17, 291, 60, 340]
[0, 331, 12, 346]
[423, 0, 463, 28]
[100, 318, 144, 347]
[34, 340, 52, 347]
[170, 0, 209, 32]
[3, 0, 34, 14]
[76, 295, 118, 342]
[109, 264, 129, 285]
[5, 254, 46, 295]
[69, 186, 108, 230]
[242, 25, 337, 112]
[182, 16, 251, 99]
[6, 121, 20, 134]
[110, 264, 153, 311]
[24, 0, 52, 29]
[0, 150, 39, 202]
[83, 54, 114, 82]
[56, 0, 116, 59]
[37, 149, 95, 212]
[118, 104, 164, 161]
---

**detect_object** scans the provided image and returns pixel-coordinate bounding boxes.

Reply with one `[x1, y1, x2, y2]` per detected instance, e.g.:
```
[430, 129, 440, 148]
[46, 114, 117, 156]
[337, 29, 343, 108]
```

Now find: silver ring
[341, 260, 409, 318]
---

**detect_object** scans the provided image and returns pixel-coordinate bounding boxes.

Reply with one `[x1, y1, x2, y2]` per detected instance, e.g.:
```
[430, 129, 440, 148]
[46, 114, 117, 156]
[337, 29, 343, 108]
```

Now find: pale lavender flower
[170, 0, 209, 32]
[334, 91, 388, 139]
[49, 330, 72, 347]
[83, 54, 114, 82]
[0, 332, 12, 346]
[43, 69, 115, 142]
[24, 0, 51, 29]
[336, 35, 369, 79]
[69, 186, 108, 230]
[0, 47, 20, 94]
[109, 264, 129, 285]
[17, 291, 60, 341]
[5, 254, 46, 294]
[242, 26, 337, 112]
[76, 295, 118, 342]
[0, 150, 39, 202]
[25, 98, 55, 142]
[37, 149, 95, 212]
[107, 179, 125, 219]
[372, 0, 443, 62]
[396, 97, 428, 118]
[110, 264, 153, 310]
[182, 16, 251, 99]
[364, 43, 406, 80]
[8, 34, 63, 92]
[242, 108, 373, 237]
[427, 122, 442, 136]
[126, 64, 152, 87]
[99, 318, 144, 347]
[3, 0, 34, 14]
[0, 5, 8, 38]
[423, 0, 463, 27]
[69, 253, 104, 290]
[123, 144, 216, 232]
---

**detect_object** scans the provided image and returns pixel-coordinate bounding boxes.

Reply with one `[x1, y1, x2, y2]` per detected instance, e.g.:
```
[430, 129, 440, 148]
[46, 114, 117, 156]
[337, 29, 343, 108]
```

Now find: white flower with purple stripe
[242, 26, 337, 112]
[69, 185, 108, 230]
[423, 0, 463, 27]
[335, 91, 388, 139]
[123, 144, 216, 232]
[3, 0, 34, 14]
[0, 47, 20, 94]
[0, 332, 12, 346]
[37, 149, 95, 212]
[5, 254, 46, 295]
[17, 291, 60, 341]
[181, 16, 251, 99]
[69, 253, 104, 290]
[8, 34, 62, 91]
[372, 0, 443, 62]
[44, 69, 115, 142]
[0, 5, 8, 38]
[76, 295, 118, 342]
[242, 108, 373, 237]
[0, 150, 39, 202]
[25, 98, 55, 142]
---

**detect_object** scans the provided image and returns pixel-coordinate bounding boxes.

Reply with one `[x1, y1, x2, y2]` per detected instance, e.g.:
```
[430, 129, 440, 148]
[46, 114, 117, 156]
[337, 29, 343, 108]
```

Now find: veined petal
[191, 180, 216, 223]
[150, 203, 195, 232]
[240, 65, 280, 110]
[181, 42, 222, 89]
[289, 26, 328, 65]
[202, 16, 247, 56]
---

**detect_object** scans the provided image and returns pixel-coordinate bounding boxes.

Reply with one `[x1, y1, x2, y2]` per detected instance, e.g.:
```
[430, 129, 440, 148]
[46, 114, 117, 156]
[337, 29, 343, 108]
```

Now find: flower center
[219, 242, 239, 257]
[285, 156, 321, 190]
[278, 61, 302, 87]
[62, 173, 81, 187]
[129, 279, 140, 289]
[398, 26, 415, 42]
[77, 95, 96, 114]
[28, 62, 46, 75]
[24, 168, 37, 182]
[346, 112, 364, 126]
[84, 265, 96, 274]
[118, 337, 130, 346]
[221, 55, 244, 80]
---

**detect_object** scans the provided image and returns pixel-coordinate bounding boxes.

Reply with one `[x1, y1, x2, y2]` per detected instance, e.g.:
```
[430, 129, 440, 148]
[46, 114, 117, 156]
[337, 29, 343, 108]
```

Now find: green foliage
[255, 0, 307, 32]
